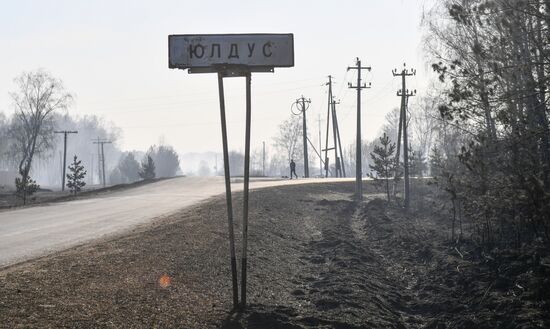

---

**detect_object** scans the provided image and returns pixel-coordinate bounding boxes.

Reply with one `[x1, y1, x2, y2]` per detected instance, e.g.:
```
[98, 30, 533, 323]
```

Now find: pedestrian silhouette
[290, 159, 298, 179]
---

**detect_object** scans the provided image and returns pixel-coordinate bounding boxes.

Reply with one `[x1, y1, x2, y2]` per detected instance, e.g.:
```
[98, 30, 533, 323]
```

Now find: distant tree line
[110, 145, 180, 185]
[0, 70, 182, 204]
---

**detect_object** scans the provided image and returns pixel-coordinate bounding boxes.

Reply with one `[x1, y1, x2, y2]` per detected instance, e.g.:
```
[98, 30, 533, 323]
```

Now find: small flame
[159, 274, 171, 288]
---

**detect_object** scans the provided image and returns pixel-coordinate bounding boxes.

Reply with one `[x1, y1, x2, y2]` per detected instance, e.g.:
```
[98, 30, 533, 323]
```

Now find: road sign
[168, 34, 294, 72]
[169, 32, 294, 310]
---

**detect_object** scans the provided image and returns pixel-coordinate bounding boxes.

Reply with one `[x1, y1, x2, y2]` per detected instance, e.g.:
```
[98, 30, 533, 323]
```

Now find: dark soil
[0, 182, 548, 328]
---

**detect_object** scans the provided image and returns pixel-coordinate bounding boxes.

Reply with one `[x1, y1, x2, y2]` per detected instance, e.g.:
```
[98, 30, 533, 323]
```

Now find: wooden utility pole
[92, 138, 112, 188]
[392, 64, 416, 210]
[292, 96, 311, 178]
[91, 154, 94, 185]
[95, 139, 101, 185]
[347, 58, 371, 201]
[329, 97, 346, 177]
[324, 76, 333, 178]
[54, 130, 78, 191]
[262, 141, 265, 176]
[318, 115, 323, 177]
[331, 97, 347, 177]
[323, 76, 346, 178]
[330, 97, 339, 177]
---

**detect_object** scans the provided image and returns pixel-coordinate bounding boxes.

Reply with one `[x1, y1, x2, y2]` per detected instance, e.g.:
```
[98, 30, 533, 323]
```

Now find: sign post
[169, 33, 294, 309]
[216, 71, 239, 308]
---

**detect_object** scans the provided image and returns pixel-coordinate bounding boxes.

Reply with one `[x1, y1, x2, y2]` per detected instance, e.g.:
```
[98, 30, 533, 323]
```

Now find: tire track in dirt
[287, 198, 409, 329]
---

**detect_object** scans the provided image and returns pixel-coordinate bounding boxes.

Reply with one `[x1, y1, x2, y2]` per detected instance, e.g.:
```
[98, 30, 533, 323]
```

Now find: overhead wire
[82, 75, 328, 107]
[80, 82, 323, 115]
[118, 114, 283, 130]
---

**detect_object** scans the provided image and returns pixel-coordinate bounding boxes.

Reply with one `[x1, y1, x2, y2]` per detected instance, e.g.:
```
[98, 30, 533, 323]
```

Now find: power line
[82, 82, 324, 115]
[82, 76, 328, 107]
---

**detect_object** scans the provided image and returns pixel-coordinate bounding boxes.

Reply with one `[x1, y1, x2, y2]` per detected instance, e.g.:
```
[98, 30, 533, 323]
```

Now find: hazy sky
[1, 0, 435, 156]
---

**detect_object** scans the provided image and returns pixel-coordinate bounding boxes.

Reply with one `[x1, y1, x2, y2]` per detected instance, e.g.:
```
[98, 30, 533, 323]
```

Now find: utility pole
[91, 153, 94, 185]
[330, 97, 347, 178]
[54, 130, 78, 191]
[262, 142, 265, 177]
[330, 97, 339, 177]
[59, 151, 63, 183]
[324, 76, 333, 178]
[323, 76, 346, 178]
[393, 63, 416, 210]
[318, 114, 322, 177]
[96, 138, 101, 186]
[292, 96, 311, 178]
[347, 58, 371, 201]
[330, 96, 342, 177]
[92, 138, 112, 188]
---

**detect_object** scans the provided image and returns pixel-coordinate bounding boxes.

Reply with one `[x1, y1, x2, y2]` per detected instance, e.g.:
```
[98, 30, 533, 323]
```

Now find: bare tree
[0, 112, 9, 169]
[411, 93, 440, 166]
[273, 115, 303, 164]
[382, 107, 401, 144]
[8, 70, 72, 203]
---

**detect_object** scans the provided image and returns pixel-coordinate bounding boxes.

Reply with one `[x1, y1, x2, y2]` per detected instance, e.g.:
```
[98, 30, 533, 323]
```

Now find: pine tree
[66, 155, 87, 195]
[369, 133, 396, 202]
[139, 155, 156, 180]
[15, 176, 39, 205]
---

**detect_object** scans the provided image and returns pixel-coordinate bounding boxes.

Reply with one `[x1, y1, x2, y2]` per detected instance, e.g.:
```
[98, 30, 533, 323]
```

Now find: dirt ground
[0, 182, 548, 328]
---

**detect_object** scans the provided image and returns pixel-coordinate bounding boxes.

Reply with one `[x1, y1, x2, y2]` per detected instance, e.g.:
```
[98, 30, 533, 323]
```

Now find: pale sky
[0, 0, 435, 155]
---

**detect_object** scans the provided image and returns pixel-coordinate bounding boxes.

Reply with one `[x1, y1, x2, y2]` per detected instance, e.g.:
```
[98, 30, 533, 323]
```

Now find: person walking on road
[290, 159, 298, 179]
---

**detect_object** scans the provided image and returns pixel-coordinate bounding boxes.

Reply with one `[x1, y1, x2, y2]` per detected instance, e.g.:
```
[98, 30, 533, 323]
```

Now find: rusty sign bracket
[189, 65, 274, 77]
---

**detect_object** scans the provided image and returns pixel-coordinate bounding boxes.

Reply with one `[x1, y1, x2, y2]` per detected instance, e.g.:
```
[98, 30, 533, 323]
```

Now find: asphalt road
[0, 176, 352, 267]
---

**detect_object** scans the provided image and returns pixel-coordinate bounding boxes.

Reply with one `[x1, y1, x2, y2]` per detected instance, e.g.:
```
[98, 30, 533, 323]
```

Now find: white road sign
[168, 34, 294, 71]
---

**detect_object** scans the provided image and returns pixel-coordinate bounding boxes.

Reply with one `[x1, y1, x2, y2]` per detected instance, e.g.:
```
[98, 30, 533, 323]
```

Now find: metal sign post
[216, 72, 239, 308]
[241, 71, 252, 307]
[169, 33, 294, 309]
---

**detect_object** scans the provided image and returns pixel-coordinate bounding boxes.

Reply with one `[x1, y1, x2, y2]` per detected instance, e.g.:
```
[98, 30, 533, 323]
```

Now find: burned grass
[0, 181, 548, 328]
